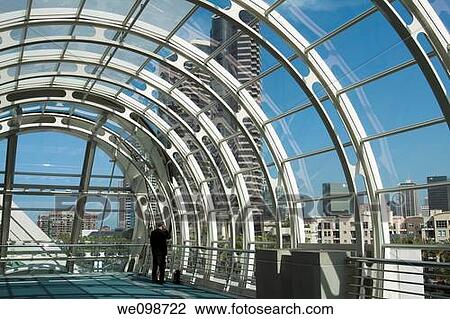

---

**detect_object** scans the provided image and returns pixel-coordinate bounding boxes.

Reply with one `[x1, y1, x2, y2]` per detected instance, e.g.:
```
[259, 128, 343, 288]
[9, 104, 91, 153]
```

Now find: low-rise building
[37, 211, 98, 239]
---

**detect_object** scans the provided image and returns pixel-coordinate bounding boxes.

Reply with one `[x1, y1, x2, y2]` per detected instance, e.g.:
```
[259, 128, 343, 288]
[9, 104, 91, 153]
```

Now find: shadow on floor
[0, 273, 233, 299]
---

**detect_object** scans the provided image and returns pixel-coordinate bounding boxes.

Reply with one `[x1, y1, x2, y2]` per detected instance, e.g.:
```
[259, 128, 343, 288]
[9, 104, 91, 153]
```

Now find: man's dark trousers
[152, 253, 166, 283]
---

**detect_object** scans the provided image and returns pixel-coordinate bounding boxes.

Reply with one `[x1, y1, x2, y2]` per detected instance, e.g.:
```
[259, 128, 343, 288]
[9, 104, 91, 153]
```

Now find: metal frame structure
[0, 0, 448, 295]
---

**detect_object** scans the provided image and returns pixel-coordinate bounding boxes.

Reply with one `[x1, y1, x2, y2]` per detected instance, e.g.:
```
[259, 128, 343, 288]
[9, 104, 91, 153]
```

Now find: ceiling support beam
[0, 134, 18, 274]
[66, 139, 97, 273]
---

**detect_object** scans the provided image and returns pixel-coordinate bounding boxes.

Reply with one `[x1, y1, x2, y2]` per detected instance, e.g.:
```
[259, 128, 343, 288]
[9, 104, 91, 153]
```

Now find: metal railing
[0, 243, 144, 275]
[348, 245, 450, 299]
[5, 242, 449, 299]
[1, 242, 257, 296]
[165, 245, 256, 297]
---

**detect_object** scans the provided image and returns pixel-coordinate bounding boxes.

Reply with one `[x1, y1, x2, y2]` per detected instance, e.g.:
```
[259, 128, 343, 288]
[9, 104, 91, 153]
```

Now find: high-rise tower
[427, 176, 450, 211]
[210, 13, 266, 233]
[158, 13, 266, 237]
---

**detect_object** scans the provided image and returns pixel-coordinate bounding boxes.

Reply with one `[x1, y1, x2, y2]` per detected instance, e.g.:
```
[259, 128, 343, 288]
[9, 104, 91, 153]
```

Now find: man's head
[156, 222, 165, 230]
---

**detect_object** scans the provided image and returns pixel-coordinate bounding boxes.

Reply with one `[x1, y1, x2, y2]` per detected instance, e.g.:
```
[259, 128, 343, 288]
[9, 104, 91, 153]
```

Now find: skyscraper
[397, 180, 420, 217]
[427, 176, 450, 211]
[117, 136, 158, 230]
[210, 12, 261, 104]
[158, 13, 266, 234]
[210, 13, 266, 233]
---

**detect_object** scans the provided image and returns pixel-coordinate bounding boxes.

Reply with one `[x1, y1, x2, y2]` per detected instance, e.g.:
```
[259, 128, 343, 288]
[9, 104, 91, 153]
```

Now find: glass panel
[91, 145, 124, 180]
[175, 7, 213, 48]
[0, 0, 28, 14]
[73, 25, 96, 37]
[12, 195, 73, 241]
[21, 102, 44, 113]
[45, 101, 72, 113]
[260, 22, 295, 58]
[205, 0, 231, 10]
[59, 62, 78, 72]
[382, 185, 450, 245]
[32, 0, 80, 9]
[303, 207, 363, 245]
[260, 66, 310, 117]
[276, 0, 373, 43]
[122, 33, 159, 52]
[53, 76, 88, 87]
[271, 107, 333, 158]
[16, 132, 86, 176]
[103, 119, 132, 142]
[101, 68, 131, 83]
[66, 42, 108, 55]
[290, 151, 348, 201]
[27, 25, 73, 38]
[83, 0, 136, 16]
[73, 106, 99, 121]
[0, 48, 20, 61]
[140, 0, 195, 34]
[14, 171, 80, 187]
[316, 11, 413, 87]
[112, 48, 147, 67]
[369, 123, 450, 188]
[20, 62, 58, 75]
[347, 64, 443, 135]
[83, 194, 125, 232]
[213, 34, 276, 77]
[24, 42, 65, 54]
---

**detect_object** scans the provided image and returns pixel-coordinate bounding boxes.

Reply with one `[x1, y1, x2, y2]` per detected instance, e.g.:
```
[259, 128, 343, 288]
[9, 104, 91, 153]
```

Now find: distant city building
[300, 210, 373, 245]
[427, 176, 450, 211]
[389, 210, 450, 243]
[159, 13, 265, 235]
[211, 12, 265, 234]
[432, 211, 450, 242]
[322, 183, 352, 216]
[396, 180, 420, 217]
[265, 207, 450, 246]
[37, 211, 97, 238]
[88, 227, 128, 238]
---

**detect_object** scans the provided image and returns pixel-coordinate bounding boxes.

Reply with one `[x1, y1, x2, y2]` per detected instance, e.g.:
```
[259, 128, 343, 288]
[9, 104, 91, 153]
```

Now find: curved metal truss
[0, 0, 448, 265]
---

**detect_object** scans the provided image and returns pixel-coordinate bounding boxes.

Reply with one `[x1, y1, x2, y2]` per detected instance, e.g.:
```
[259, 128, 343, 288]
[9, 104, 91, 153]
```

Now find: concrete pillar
[256, 249, 352, 298]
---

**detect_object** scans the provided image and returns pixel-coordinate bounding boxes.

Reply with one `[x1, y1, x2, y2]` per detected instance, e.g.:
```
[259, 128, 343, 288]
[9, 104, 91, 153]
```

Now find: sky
[0, 0, 449, 226]
[8, 132, 124, 229]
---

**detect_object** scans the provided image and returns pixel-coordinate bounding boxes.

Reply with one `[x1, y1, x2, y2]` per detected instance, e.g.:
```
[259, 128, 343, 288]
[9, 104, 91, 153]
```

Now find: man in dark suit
[150, 222, 171, 283]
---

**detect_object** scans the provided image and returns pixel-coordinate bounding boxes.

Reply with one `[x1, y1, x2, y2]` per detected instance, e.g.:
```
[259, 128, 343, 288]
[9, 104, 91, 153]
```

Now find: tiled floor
[0, 273, 232, 299]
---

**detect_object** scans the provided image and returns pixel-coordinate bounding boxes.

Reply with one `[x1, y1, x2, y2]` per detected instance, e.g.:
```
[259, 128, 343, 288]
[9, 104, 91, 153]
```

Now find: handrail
[348, 250, 450, 299]
[171, 244, 255, 254]
[0, 256, 131, 262]
[348, 256, 450, 268]
[0, 243, 145, 248]
[383, 244, 450, 250]
[166, 245, 256, 297]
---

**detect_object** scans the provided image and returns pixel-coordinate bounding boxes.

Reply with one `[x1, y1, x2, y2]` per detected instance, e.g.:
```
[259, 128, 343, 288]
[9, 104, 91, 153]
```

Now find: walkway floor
[0, 273, 232, 299]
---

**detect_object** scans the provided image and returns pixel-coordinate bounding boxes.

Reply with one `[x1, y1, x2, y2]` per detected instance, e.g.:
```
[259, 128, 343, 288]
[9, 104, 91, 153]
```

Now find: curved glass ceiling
[0, 0, 448, 257]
